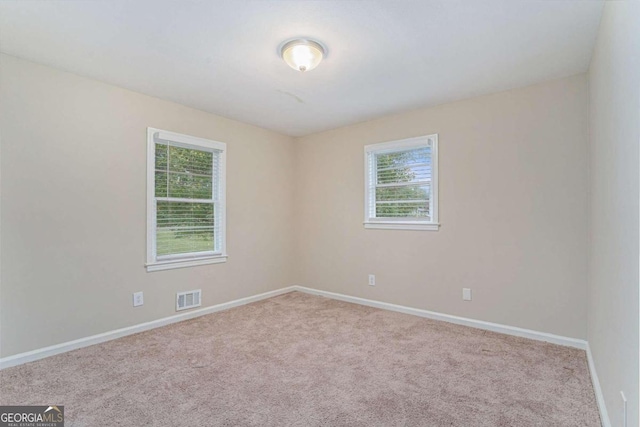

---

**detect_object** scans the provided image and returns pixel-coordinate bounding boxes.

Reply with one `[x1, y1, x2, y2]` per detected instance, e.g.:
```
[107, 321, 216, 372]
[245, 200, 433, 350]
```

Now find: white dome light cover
[280, 39, 325, 72]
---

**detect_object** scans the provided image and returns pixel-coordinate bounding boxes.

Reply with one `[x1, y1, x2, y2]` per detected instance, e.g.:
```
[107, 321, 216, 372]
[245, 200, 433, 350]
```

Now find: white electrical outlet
[133, 291, 144, 307]
[462, 288, 472, 301]
[621, 391, 627, 427]
[368, 274, 376, 286]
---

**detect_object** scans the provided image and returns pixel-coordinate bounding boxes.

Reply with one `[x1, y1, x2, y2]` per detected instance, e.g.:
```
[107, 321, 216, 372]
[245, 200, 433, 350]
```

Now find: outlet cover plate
[133, 291, 144, 307]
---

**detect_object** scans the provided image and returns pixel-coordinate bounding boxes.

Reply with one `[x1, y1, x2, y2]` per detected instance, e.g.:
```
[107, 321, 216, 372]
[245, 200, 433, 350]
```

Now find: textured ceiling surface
[0, 0, 604, 136]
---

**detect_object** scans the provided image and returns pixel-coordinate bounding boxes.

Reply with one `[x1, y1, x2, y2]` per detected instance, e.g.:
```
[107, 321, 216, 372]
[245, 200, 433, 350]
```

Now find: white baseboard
[586, 343, 611, 427]
[295, 287, 610, 425]
[0, 284, 588, 370]
[0, 286, 297, 370]
[0, 284, 606, 427]
[293, 286, 588, 349]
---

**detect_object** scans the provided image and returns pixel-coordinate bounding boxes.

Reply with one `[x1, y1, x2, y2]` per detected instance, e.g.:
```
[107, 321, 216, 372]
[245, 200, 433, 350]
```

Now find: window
[146, 128, 226, 272]
[364, 135, 439, 231]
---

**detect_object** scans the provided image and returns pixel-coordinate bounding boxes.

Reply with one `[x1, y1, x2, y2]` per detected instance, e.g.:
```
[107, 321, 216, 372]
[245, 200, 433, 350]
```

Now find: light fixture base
[280, 38, 326, 72]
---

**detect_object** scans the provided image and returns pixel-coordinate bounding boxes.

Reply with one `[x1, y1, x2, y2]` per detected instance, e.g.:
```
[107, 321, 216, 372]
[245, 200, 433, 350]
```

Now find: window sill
[364, 222, 440, 231]
[146, 255, 228, 272]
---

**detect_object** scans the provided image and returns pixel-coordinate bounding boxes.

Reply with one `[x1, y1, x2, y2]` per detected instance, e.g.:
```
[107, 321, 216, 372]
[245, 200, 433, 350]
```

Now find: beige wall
[2, 30, 635, 424]
[6, 45, 634, 427]
[294, 74, 589, 339]
[0, 54, 296, 357]
[587, 1, 640, 426]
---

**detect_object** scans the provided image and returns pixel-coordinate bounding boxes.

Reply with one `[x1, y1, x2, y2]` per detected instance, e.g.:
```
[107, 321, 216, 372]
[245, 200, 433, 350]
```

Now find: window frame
[363, 134, 439, 231]
[146, 128, 227, 272]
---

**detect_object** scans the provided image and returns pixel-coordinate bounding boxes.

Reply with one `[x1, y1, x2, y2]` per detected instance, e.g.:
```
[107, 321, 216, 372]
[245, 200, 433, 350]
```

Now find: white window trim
[145, 128, 227, 272]
[363, 134, 439, 231]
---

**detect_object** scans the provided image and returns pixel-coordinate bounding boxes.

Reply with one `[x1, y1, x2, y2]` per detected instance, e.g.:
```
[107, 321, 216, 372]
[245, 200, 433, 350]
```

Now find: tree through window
[146, 128, 227, 272]
[364, 135, 439, 231]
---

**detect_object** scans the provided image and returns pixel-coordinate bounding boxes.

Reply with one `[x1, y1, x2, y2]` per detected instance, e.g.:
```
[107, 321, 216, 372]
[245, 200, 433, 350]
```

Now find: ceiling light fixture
[280, 39, 325, 72]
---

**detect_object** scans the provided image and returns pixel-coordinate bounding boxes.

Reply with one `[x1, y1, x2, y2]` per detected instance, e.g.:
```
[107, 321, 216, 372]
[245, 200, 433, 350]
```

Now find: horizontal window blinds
[368, 145, 432, 220]
[154, 141, 221, 259]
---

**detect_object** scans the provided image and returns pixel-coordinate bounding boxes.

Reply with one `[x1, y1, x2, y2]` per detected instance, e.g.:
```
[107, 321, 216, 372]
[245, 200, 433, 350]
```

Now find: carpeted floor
[0, 292, 600, 426]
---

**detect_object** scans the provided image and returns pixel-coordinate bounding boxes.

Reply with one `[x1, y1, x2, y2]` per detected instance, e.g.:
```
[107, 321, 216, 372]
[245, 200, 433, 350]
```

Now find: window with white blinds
[364, 135, 439, 231]
[146, 128, 227, 272]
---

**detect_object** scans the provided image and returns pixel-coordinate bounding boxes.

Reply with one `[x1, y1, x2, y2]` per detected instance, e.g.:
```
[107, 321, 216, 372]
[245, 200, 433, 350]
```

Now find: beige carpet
[0, 292, 600, 426]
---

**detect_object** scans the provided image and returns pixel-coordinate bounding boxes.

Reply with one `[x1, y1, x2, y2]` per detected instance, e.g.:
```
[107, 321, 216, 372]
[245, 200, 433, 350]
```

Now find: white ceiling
[0, 0, 603, 137]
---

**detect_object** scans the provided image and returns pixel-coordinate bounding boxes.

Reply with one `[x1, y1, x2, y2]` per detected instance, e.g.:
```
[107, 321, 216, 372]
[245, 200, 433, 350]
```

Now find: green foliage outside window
[155, 143, 216, 255]
[374, 148, 431, 218]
